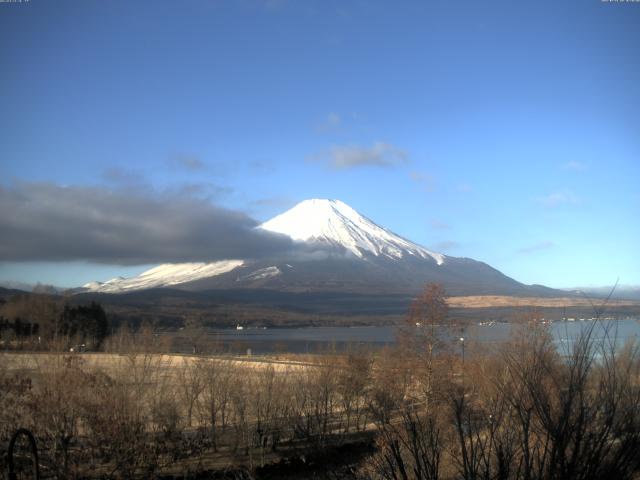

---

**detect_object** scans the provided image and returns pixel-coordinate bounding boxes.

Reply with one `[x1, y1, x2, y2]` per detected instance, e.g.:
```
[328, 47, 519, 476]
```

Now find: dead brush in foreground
[364, 319, 640, 479]
[1, 285, 639, 479]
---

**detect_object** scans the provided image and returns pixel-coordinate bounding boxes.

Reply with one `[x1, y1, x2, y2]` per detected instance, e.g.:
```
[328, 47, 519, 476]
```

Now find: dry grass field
[0, 352, 313, 374]
[447, 295, 640, 309]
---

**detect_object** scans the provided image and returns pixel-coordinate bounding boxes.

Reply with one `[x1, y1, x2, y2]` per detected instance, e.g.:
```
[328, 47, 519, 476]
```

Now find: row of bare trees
[0, 347, 380, 479]
[364, 286, 640, 480]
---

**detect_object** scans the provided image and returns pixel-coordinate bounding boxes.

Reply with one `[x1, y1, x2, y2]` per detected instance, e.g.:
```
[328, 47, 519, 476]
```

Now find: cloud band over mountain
[0, 182, 294, 265]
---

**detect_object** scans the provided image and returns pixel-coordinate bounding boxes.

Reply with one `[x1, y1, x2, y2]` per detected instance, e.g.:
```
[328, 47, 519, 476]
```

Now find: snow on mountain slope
[259, 199, 445, 264]
[83, 260, 244, 293]
[241, 266, 282, 282]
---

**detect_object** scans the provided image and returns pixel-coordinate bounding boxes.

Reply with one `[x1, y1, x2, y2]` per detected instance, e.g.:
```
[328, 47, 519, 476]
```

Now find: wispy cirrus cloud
[315, 112, 342, 133]
[536, 190, 580, 207]
[248, 160, 277, 175]
[177, 182, 233, 200]
[250, 195, 295, 209]
[170, 154, 206, 171]
[433, 240, 460, 252]
[410, 171, 436, 192]
[518, 241, 555, 254]
[561, 161, 587, 172]
[102, 165, 230, 201]
[430, 219, 450, 230]
[309, 141, 408, 169]
[102, 166, 145, 186]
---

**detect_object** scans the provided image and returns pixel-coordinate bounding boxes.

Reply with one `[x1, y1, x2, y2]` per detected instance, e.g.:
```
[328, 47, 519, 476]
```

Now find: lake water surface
[206, 318, 640, 354]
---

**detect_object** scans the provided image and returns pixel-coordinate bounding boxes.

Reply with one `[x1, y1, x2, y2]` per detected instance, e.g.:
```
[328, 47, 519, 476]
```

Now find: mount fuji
[81, 199, 556, 297]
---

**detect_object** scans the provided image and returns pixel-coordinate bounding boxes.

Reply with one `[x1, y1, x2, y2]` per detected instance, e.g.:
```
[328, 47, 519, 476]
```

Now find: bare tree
[197, 358, 234, 451]
[30, 355, 86, 478]
[176, 358, 205, 428]
[337, 352, 372, 433]
[400, 284, 450, 404]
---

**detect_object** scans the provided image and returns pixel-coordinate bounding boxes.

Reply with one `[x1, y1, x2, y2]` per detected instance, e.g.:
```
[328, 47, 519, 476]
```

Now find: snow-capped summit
[259, 199, 445, 264]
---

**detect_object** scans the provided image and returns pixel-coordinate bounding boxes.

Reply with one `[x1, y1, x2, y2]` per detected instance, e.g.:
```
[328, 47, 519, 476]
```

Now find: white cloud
[536, 190, 580, 207]
[310, 141, 408, 169]
[316, 112, 342, 133]
[410, 171, 435, 192]
[561, 161, 587, 172]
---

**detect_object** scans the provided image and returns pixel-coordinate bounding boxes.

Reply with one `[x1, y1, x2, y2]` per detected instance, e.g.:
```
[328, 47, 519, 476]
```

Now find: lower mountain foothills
[79, 200, 567, 298]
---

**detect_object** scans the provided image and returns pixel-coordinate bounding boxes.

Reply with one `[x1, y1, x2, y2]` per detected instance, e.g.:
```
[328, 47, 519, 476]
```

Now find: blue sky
[1, 0, 639, 289]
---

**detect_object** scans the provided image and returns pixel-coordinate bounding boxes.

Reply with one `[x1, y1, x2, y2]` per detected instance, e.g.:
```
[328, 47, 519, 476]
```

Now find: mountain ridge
[80, 199, 561, 297]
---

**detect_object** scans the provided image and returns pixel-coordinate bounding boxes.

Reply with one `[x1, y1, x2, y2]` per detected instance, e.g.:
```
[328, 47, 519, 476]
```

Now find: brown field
[2, 306, 640, 479]
[447, 295, 640, 308]
[0, 351, 314, 374]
